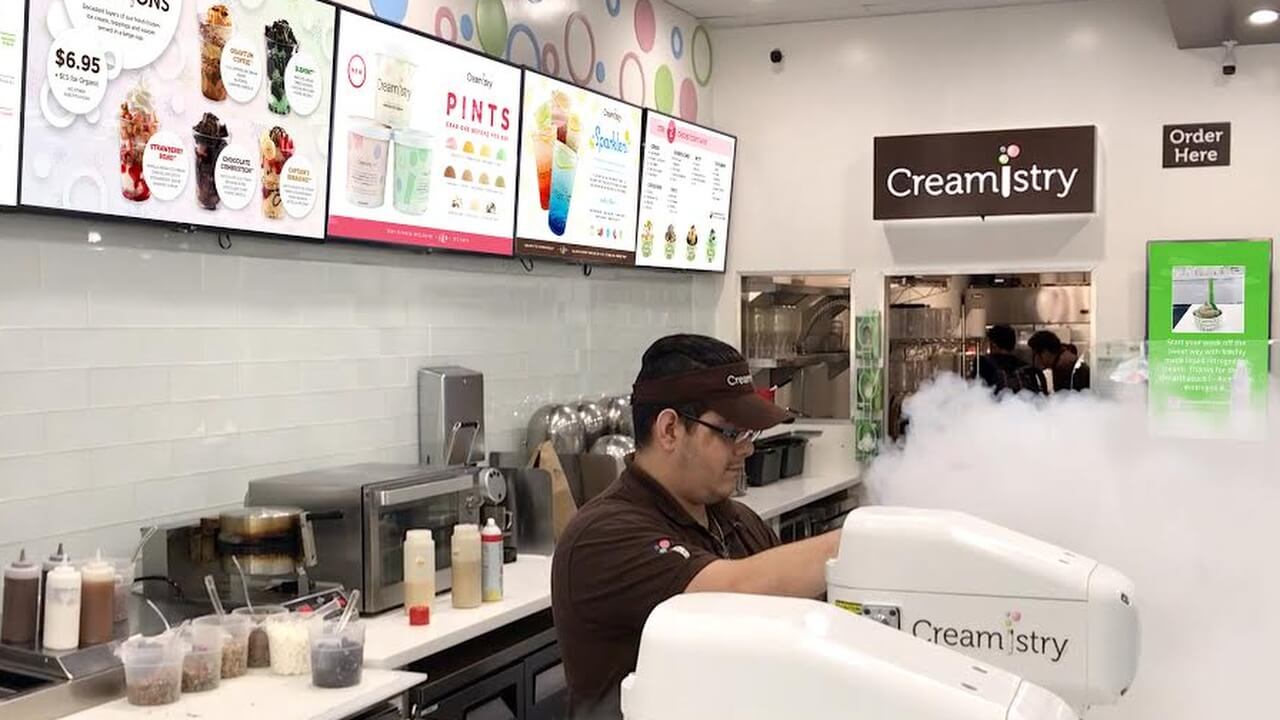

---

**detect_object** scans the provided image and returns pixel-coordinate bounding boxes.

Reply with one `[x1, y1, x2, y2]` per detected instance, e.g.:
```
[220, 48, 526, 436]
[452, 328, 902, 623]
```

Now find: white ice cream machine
[623, 507, 1140, 720]
[826, 507, 1139, 713]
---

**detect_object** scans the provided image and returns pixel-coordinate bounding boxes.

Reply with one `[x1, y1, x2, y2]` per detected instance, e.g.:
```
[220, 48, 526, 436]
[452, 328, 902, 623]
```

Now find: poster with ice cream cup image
[636, 110, 736, 273]
[514, 71, 642, 265]
[325, 10, 519, 256]
[20, 0, 335, 238]
[1171, 266, 1245, 334]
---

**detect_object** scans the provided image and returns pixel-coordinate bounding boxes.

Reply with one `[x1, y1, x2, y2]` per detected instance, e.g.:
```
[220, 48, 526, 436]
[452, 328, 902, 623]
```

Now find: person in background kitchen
[1028, 330, 1091, 392]
[977, 324, 1046, 395]
[551, 334, 843, 720]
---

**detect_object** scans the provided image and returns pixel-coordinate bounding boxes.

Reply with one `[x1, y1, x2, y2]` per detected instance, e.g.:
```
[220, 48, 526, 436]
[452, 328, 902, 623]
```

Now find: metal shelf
[748, 352, 849, 370]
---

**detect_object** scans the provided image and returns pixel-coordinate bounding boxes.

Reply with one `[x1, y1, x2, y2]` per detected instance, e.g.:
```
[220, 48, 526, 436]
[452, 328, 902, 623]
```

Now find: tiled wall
[0, 215, 712, 563]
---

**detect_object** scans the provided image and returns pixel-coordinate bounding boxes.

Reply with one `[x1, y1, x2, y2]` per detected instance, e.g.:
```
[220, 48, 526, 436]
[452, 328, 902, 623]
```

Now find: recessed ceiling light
[1249, 8, 1279, 25]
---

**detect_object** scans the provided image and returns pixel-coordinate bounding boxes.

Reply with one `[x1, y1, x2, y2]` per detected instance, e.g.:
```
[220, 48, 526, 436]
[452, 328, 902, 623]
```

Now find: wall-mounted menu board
[327, 10, 520, 256]
[21, 0, 336, 238]
[635, 111, 736, 273]
[515, 70, 642, 265]
[0, 5, 27, 206]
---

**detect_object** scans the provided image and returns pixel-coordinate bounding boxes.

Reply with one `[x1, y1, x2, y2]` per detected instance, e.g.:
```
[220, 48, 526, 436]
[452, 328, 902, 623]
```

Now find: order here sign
[1163, 123, 1231, 169]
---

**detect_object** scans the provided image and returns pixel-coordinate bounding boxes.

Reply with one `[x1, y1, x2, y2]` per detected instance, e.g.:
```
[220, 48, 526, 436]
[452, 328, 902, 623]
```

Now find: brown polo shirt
[551, 462, 780, 720]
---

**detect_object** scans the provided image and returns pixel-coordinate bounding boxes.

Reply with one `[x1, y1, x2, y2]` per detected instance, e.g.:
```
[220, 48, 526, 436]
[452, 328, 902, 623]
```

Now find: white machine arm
[622, 593, 1078, 720]
[826, 507, 1140, 712]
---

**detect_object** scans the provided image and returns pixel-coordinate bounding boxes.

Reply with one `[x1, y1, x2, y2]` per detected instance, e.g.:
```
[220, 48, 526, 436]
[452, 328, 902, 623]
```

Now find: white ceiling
[668, 0, 1085, 28]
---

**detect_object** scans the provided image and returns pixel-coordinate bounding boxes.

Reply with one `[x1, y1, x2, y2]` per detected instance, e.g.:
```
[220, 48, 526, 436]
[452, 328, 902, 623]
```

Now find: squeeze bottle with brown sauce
[1, 548, 40, 646]
[79, 551, 115, 647]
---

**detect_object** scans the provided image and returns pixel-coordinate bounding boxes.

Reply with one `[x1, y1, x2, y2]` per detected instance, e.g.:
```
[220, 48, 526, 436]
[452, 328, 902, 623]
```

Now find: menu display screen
[515, 70, 642, 265]
[0, 6, 26, 206]
[326, 10, 520, 256]
[20, 0, 336, 238]
[635, 111, 736, 272]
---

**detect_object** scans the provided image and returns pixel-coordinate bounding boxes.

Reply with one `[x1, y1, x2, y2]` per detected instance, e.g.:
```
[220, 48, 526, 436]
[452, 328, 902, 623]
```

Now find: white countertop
[62, 668, 425, 720]
[736, 473, 860, 521]
[362, 555, 553, 669]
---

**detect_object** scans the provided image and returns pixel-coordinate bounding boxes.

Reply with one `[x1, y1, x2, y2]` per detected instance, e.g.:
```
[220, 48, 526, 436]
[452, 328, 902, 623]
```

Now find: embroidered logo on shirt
[654, 538, 690, 559]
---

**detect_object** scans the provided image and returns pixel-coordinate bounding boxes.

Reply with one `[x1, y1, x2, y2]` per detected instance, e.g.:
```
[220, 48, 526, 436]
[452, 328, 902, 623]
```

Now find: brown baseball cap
[632, 361, 793, 430]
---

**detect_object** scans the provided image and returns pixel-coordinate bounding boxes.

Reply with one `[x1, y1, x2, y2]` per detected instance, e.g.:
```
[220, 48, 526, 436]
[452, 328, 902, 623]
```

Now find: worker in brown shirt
[551, 334, 842, 720]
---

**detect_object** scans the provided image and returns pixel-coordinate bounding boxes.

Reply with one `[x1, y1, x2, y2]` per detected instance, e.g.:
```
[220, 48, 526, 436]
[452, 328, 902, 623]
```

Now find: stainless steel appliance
[244, 463, 485, 615]
[491, 453, 555, 558]
[419, 367, 485, 466]
[476, 466, 518, 563]
[138, 507, 326, 609]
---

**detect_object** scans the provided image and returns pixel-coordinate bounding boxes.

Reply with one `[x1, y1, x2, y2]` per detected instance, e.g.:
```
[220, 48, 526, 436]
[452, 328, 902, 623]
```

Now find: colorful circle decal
[605, 0, 622, 17]
[634, 0, 656, 53]
[564, 12, 596, 86]
[542, 43, 561, 77]
[507, 24, 541, 70]
[619, 51, 645, 106]
[671, 26, 684, 59]
[691, 24, 713, 87]
[595, 61, 606, 83]
[435, 7, 458, 43]
[679, 78, 697, 121]
[476, 0, 510, 56]
[460, 14, 475, 42]
[654, 64, 674, 113]
[370, 0, 407, 23]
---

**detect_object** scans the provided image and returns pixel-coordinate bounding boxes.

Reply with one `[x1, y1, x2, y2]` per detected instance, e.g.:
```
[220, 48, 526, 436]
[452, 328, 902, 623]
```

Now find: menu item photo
[515, 71, 643, 265]
[636, 111, 737, 273]
[326, 10, 520, 256]
[21, 0, 336, 238]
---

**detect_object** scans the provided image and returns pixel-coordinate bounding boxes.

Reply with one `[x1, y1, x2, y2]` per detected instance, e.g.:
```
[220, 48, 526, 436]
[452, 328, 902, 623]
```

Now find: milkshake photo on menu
[326, 10, 520, 255]
[18, 0, 335, 238]
[515, 70, 642, 264]
[1171, 266, 1246, 334]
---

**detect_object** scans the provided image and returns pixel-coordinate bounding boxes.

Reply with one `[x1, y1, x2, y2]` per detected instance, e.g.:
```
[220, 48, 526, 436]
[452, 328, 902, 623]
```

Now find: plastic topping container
[231, 604, 286, 668]
[309, 619, 365, 689]
[118, 631, 188, 706]
[194, 613, 252, 678]
[264, 611, 311, 675]
[180, 621, 225, 692]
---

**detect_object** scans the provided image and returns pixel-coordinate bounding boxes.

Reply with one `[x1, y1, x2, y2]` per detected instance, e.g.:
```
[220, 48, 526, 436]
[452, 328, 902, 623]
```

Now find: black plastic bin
[756, 436, 808, 479]
[745, 444, 784, 486]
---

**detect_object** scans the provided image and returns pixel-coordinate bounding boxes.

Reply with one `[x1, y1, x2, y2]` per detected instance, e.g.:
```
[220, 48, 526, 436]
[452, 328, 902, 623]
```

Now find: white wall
[0, 214, 711, 563]
[709, 0, 1280, 344]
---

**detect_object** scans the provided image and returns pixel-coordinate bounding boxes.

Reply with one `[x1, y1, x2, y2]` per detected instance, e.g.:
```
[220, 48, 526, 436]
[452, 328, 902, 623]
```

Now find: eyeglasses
[677, 412, 761, 445]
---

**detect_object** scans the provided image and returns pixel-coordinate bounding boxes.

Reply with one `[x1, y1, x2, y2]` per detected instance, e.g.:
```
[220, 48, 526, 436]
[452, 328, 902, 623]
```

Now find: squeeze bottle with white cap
[1, 549, 40, 646]
[481, 518, 504, 603]
[42, 561, 82, 651]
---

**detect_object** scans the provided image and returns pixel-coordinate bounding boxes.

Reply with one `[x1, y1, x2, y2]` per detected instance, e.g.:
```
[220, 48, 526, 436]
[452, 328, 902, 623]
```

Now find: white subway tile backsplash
[0, 369, 90, 414]
[0, 330, 44, 371]
[170, 363, 238, 400]
[44, 408, 135, 451]
[1, 230, 710, 556]
[91, 367, 170, 407]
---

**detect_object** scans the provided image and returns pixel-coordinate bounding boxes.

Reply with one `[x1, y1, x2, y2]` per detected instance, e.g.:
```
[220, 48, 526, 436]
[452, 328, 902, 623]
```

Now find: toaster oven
[244, 463, 485, 614]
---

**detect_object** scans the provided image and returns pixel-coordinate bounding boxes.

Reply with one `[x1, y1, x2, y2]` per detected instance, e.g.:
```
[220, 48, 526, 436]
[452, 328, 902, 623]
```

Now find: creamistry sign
[873, 126, 1097, 220]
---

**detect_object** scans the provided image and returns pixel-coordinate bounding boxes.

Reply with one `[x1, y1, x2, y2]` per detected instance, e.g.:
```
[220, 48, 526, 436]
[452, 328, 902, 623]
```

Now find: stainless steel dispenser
[418, 367, 485, 466]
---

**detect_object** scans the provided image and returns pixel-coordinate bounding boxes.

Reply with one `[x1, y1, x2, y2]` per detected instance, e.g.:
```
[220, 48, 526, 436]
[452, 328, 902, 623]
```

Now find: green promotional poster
[1146, 239, 1271, 439]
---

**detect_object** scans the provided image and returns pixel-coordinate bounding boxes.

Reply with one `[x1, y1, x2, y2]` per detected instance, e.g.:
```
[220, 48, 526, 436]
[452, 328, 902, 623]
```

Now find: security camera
[769, 48, 784, 64]
[1222, 40, 1238, 76]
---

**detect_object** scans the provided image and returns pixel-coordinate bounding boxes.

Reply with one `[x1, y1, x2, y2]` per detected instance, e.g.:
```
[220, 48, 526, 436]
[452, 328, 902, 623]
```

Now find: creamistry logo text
[886, 142, 1080, 201]
[911, 611, 1070, 663]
